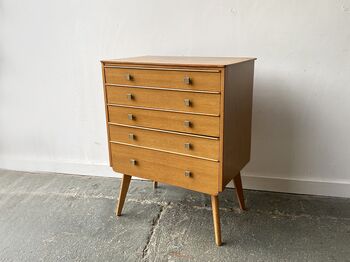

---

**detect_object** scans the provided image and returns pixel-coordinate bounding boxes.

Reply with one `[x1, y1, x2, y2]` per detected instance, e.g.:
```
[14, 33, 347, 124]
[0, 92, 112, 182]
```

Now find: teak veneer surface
[104, 67, 221, 91]
[109, 124, 219, 160]
[111, 143, 219, 195]
[108, 105, 220, 137]
[106, 85, 221, 115]
[102, 55, 255, 68]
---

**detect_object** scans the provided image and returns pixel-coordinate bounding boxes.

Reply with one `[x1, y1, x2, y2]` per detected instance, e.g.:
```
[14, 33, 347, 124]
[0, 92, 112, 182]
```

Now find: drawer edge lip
[108, 123, 220, 140]
[110, 141, 220, 162]
[107, 104, 220, 117]
[104, 83, 221, 94]
[103, 65, 221, 73]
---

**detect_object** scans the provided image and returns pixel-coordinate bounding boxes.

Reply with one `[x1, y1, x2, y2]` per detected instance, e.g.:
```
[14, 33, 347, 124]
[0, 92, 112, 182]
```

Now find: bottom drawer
[111, 143, 219, 195]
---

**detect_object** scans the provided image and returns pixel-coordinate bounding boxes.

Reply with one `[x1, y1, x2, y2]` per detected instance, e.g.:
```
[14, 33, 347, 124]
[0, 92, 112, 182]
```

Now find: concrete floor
[0, 170, 349, 262]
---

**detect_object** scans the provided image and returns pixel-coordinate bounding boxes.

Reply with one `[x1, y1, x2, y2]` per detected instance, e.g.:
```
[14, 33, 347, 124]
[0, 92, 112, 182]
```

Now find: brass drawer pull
[184, 76, 191, 85]
[184, 143, 192, 150]
[184, 99, 191, 107]
[127, 93, 134, 100]
[130, 159, 137, 166]
[184, 170, 191, 177]
[128, 113, 135, 120]
[128, 133, 136, 140]
[125, 73, 133, 81]
[184, 120, 192, 128]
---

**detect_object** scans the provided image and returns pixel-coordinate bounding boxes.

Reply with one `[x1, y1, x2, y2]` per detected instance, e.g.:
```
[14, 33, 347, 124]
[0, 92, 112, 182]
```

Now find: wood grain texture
[108, 105, 220, 137]
[101, 62, 113, 166]
[106, 85, 221, 115]
[104, 67, 221, 91]
[221, 61, 255, 190]
[218, 68, 226, 190]
[111, 143, 219, 195]
[115, 174, 132, 216]
[109, 124, 219, 160]
[102, 56, 256, 68]
[211, 195, 222, 246]
[233, 173, 246, 210]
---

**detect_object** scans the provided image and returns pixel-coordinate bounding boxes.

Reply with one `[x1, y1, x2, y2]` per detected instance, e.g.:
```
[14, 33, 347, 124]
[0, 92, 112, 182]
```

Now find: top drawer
[104, 67, 221, 92]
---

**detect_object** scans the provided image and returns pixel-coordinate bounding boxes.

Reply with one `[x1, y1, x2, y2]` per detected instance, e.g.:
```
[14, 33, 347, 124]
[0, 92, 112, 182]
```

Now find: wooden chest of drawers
[101, 56, 256, 246]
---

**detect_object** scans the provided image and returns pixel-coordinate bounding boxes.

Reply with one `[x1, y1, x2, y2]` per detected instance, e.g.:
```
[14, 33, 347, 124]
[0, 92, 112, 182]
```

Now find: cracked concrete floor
[0, 170, 349, 262]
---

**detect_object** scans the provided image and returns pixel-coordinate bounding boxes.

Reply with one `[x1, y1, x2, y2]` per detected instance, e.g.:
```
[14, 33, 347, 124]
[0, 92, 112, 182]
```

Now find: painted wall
[1, 0, 350, 197]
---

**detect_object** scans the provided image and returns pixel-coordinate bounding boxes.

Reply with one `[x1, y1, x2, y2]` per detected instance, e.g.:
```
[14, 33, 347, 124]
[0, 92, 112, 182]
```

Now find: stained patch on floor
[0, 170, 349, 261]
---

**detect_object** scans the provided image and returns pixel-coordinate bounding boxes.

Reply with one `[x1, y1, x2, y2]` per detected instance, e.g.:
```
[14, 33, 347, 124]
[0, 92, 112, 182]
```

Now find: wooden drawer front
[106, 86, 220, 115]
[104, 67, 220, 92]
[111, 143, 219, 194]
[109, 125, 219, 160]
[108, 106, 220, 137]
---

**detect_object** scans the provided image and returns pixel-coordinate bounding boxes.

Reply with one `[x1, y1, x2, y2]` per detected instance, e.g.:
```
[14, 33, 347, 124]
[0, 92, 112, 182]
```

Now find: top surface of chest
[102, 55, 255, 68]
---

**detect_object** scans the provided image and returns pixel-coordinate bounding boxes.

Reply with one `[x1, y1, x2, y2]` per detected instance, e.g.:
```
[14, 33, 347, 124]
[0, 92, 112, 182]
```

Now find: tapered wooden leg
[153, 181, 158, 189]
[211, 195, 222, 246]
[115, 174, 132, 216]
[233, 172, 246, 210]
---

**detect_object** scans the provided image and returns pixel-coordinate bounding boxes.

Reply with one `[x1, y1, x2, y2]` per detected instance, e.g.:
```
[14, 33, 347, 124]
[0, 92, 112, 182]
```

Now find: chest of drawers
[101, 56, 256, 246]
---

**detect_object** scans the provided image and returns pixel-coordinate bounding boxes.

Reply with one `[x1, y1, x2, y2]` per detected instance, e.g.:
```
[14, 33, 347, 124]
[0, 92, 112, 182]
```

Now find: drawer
[109, 125, 219, 160]
[104, 67, 221, 92]
[111, 143, 219, 195]
[108, 106, 220, 137]
[106, 86, 220, 115]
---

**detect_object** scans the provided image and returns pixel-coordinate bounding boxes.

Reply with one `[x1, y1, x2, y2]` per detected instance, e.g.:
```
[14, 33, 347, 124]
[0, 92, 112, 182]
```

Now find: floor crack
[141, 202, 169, 261]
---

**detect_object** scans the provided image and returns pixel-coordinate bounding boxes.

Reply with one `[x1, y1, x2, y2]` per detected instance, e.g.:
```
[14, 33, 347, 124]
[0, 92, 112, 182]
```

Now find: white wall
[1, 0, 350, 197]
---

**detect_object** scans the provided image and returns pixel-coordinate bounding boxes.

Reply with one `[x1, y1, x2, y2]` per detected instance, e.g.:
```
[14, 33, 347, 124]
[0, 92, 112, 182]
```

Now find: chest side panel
[221, 61, 255, 190]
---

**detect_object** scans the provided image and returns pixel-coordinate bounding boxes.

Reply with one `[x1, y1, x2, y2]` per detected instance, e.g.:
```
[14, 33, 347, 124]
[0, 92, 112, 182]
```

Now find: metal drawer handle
[128, 113, 135, 120]
[184, 170, 191, 177]
[184, 120, 191, 128]
[184, 99, 191, 107]
[127, 93, 134, 100]
[184, 76, 191, 85]
[129, 133, 136, 140]
[130, 159, 137, 166]
[184, 143, 192, 150]
[126, 73, 133, 81]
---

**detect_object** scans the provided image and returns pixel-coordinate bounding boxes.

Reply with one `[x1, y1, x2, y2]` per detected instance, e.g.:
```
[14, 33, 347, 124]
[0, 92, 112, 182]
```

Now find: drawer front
[109, 125, 219, 160]
[108, 106, 220, 137]
[111, 143, 219, 194]
[104, 67, 221, 92]
[106, 86, 220, 115]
